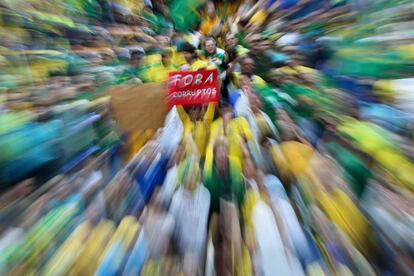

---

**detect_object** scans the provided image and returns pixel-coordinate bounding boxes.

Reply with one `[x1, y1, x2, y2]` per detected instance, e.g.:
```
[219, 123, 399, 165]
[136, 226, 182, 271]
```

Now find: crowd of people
[0, 0, 414, 275]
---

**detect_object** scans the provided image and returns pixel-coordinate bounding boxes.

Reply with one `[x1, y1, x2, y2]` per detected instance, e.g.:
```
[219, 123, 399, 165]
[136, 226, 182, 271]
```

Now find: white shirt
[169, 185, 210, 262]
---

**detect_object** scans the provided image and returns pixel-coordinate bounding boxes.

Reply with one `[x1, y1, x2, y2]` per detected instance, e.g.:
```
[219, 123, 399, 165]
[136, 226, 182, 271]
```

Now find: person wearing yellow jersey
[145, 48, 178, 83]
[200, 1, 221, 36]
[176, 102, 216, 158]
[231, 56, 267, 90]
[180, 42, 216, 71]
[205, 104, 254, 176]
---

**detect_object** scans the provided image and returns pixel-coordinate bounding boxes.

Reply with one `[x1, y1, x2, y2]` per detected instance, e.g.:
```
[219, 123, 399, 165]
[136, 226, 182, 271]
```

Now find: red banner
[168, 69, 220, 107]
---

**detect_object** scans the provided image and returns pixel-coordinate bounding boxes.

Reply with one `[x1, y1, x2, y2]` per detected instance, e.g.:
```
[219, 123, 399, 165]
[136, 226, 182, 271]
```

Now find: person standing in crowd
[200, 1, 222, 36]
[176, 102, 216, 159]
[117, 47, 148, 84]
[204, 136, 244, 276]
[200, 36, 227, 74]
[204, 136, 245, 215]
[225, 32, 249, 64]
[145, 48, 178, 83]
[231, 55, 267, 90]
[206, 104, 253, 167]
[141, 187, 175, 260]
[169, 156, 210, 275]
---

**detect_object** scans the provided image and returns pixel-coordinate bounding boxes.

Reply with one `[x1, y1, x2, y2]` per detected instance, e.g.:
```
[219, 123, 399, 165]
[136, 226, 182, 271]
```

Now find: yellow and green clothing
[232, 73, 267, 90]
[205, 116, 253, 172]
[199, 48, 227, 73]
[204, 156, 245, 214]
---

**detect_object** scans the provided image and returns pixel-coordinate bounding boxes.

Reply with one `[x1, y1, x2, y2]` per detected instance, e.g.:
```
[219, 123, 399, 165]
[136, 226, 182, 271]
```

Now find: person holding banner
[176, 103, 216, 159]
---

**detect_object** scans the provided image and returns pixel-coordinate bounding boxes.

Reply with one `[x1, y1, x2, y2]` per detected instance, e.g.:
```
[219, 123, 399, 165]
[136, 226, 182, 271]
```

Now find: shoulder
[198, 184, 211, 198]
[216, 48, 226, 55]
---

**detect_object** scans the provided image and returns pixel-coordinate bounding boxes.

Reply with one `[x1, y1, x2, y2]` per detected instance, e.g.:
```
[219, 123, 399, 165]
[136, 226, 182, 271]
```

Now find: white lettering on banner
[194, 73, 203, 85]
[205, 72, 214, 84]
[169, 74, 182, 86]
[172, 88, 217, 99]
[182, 75, 193, 87]
[169, 72, 216, 88]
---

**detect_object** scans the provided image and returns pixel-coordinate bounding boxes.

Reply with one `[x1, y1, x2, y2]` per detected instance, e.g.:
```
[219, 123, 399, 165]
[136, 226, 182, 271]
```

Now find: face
[221, 108, 233, 123]
[226, 34, 237, 49]
[205, 39, 216, 54]
[183, 51, 194, 63]
[130, 55, 143, 67]
[161, 54, 171, 66]
[249, 93, 262, 112]
[241, 58, 255, 76]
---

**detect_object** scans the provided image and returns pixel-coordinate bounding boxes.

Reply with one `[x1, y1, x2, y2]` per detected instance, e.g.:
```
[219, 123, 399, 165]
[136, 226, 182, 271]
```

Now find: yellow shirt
[145, 63, 177, 83]
[200, 16, 220, 36]
[232, 72, 267, 90]
[278, 65, 317, 76]
[317, 188, 372, 255]
[205, 116, 253, 176]
[177, 103, 216, 158]
[249, 9, 267, 26]
[189, 59, 216, 71]
[278, 141, 315, 176]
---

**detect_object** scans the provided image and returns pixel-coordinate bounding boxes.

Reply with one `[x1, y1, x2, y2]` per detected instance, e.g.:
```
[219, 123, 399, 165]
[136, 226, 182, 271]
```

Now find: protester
[200, 36, 227, 73]
[180, 42, 215, 71]
[169, 156, 210, 274]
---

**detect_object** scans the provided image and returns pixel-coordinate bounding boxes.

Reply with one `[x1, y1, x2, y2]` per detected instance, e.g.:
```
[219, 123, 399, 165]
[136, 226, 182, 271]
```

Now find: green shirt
[326, 142, 372, 198]
[204, 156, 245, 214]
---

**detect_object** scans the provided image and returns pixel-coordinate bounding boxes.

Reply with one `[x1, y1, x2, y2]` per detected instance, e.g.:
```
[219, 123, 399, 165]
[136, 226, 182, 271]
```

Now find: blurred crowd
[1, 0, 414, 275]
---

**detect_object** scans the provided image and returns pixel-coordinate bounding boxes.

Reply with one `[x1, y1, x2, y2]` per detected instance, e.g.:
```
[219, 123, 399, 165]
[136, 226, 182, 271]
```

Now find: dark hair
[204, 36, 216, 47]
[130, 50, 144, 60]
[220, 102, 233, 114]
[161, 48, 173, 57]
[181, 42, 196, 53]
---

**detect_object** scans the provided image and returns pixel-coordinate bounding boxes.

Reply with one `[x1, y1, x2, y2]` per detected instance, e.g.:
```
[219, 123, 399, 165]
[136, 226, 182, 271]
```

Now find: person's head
[271, 70, 285, 86]
[204, 37, 217, 55]
[180, 155, 200, 192]
[220, 103, 233, 123]
[249, 92, 262, 113]
[182, 42, 197, 64]
[189, 106, 202, 122]
[213, 137, 229, 174]
[130, 48, 145, 67]
[206, 1, 216, 19]
[115, 47, 131, 63]
[226, 33, 238, 50]
[170, 143, 185, 166]
[161, 48, 173, 67]
[241, 56, 255, 76]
